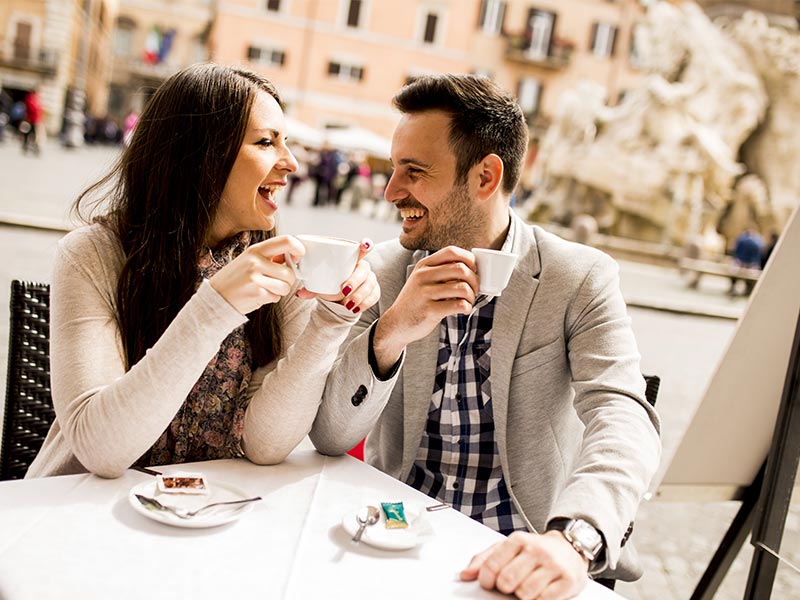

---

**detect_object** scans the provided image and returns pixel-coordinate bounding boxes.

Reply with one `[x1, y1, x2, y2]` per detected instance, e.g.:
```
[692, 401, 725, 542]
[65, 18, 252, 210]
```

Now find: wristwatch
[547, 518, 605, 565]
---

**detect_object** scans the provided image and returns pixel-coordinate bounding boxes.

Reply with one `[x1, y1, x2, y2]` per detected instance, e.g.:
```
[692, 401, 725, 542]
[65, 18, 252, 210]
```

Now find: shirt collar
[499, 208, 516, 254]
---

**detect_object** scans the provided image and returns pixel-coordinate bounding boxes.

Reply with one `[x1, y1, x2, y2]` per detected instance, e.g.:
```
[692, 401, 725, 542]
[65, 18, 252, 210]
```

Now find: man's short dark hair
[393, 74, 528, 196]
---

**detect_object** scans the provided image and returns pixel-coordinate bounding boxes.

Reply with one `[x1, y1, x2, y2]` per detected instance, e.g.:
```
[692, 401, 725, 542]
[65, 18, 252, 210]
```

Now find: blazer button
[351, 384, 368, 406]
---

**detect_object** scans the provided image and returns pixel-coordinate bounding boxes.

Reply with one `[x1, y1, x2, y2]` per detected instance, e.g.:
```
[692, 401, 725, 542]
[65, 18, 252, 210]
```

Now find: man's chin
[400, 234, 443, 253]
[398, 232, 419, 250]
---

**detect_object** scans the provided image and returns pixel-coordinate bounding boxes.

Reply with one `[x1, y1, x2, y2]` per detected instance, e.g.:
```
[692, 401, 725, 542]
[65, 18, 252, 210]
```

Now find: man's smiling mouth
[399, 208, 426, 220]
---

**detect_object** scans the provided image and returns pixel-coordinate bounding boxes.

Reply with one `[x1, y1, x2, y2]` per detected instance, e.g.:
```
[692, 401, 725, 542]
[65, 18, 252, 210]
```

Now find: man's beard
[399, 185, 485, 252]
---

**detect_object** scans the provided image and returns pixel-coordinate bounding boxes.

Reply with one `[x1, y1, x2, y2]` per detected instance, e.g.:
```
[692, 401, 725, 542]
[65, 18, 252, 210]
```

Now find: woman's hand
[209, 235, 305, 314]
[297, 239, 379, 314]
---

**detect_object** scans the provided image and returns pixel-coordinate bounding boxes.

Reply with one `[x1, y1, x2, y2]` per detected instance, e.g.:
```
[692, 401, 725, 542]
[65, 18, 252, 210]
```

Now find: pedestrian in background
[0, 90, 11, 143]
[311, 143, 341, 206]
[729, 225, 764, 296]
[123, 110, 139, 146]
[21, 86, 44, 155]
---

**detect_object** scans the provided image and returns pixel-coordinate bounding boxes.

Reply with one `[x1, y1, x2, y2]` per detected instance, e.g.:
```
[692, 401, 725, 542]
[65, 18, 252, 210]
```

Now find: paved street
[0, 139, 797, 598]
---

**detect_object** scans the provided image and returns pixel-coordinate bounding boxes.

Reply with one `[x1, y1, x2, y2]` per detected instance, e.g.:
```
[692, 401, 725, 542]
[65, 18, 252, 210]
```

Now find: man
[310, 74, 660, 600]
[729, 226, 764, 296]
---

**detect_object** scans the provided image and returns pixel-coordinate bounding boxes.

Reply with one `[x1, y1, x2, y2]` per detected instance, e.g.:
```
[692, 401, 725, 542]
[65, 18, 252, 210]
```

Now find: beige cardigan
[27, 224, 372, 478]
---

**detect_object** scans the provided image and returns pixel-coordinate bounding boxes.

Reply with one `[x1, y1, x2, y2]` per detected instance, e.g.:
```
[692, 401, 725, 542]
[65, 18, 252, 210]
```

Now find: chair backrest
[1, 280, 53, 480]
[643, 374, 660, 407]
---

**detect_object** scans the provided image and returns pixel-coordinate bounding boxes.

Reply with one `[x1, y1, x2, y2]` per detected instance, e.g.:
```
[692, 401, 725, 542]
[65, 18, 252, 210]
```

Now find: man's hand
[460, 531, 590, 600]
[372, 246, 479, 375]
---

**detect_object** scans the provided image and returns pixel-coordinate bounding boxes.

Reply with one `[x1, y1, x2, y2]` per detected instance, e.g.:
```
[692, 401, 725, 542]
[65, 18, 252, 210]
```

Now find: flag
[143, 27, 160, 64]
[158, 29, 176, 63]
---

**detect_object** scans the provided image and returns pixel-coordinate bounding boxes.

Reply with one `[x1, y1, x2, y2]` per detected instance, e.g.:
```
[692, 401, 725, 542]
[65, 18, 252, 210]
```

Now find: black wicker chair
[1, 280, 53, 480]
[643, 374, 660, 407]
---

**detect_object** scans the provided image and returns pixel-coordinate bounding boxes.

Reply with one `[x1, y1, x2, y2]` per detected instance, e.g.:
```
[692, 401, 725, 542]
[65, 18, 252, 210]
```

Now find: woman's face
[210, 90, 298, 246]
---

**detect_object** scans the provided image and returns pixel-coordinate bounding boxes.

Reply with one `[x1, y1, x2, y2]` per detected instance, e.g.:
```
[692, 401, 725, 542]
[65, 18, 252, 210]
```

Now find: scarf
[141, 232, 253, 467]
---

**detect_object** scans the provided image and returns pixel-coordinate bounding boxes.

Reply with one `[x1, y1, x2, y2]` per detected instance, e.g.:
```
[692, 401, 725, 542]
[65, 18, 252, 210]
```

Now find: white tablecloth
[0, 449, 624, 599]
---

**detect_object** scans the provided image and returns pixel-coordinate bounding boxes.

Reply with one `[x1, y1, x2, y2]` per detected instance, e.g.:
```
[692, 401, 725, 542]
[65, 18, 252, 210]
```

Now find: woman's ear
[473, 154, 504, 201]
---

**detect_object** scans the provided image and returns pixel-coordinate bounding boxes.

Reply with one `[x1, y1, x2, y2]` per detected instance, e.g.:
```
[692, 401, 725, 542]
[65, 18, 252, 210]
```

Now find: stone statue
[725, 11, 800, 236]
[526, 0, 769, 246]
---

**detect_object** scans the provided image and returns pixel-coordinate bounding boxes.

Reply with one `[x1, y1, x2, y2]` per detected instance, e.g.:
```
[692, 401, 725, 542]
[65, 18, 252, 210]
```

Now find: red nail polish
[353, 306, 360, 314]
[342, 285, 353, 296]
[363, 241, 371, 249]
[346, 300, 355, 310]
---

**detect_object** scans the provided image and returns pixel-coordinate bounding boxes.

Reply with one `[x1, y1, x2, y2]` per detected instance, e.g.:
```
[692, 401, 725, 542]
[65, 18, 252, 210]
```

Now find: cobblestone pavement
[0, 139, 797, 598]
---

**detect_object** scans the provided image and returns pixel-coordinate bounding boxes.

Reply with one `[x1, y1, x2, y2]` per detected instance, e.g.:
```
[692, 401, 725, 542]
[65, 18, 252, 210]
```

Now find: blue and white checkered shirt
[405, 217, 529, 535]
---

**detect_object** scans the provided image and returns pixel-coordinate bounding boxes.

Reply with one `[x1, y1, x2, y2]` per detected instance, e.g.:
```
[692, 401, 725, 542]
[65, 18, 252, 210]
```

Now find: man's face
[384, 110, 485, 252]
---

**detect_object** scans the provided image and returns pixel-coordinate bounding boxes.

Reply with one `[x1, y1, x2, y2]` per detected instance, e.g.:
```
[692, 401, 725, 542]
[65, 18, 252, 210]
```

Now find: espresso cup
[285, 235, 360, 295]
[471, 248, 518, 297]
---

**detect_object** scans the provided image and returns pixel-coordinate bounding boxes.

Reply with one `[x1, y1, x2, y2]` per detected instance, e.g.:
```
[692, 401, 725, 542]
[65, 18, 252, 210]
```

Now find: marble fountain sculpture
[525, 1, 798, 249]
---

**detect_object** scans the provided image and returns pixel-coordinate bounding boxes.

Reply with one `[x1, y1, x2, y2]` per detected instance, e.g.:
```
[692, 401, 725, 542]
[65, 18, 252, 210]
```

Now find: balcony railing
[505, 35, 572, 70]
[0, 48, 58, 76]
[112, 54, 181, 82]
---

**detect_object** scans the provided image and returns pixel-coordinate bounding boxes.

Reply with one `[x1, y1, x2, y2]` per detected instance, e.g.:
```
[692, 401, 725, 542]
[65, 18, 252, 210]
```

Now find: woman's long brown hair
[74, 63, 283, 369]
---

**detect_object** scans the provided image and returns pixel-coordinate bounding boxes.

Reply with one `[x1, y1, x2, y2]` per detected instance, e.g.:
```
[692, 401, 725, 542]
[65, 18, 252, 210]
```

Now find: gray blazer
[311, 212, 661, 580]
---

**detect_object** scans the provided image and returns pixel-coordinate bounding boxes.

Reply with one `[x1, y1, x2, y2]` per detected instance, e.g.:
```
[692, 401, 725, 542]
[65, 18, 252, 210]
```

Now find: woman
[27, 64, 379, 478]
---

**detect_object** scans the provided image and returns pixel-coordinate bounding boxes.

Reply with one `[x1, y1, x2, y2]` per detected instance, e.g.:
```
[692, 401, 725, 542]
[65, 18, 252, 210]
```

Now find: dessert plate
[128, 478, 255, 529]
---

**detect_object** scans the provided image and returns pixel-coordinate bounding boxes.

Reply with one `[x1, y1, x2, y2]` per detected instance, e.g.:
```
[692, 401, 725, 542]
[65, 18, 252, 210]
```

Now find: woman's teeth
[259, 185, 278, 199]
[400, 208, 425, 219]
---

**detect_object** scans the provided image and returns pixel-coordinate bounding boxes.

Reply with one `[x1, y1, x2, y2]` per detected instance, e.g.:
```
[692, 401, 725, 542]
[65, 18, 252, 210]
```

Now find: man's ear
[473, 154, 504, 201]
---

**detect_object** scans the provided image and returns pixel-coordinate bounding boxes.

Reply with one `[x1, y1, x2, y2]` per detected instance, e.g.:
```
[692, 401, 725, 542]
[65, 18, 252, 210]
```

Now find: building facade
[210, 0, 645, 140]
[1, 0, 649, 142]
[0, 0, 118, 135]
[107, 0, 213, 119]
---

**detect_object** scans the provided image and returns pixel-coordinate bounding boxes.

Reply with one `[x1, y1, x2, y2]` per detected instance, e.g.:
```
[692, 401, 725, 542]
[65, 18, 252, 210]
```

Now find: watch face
[566, 520, 603, 559]
[573, 520, 602, 545]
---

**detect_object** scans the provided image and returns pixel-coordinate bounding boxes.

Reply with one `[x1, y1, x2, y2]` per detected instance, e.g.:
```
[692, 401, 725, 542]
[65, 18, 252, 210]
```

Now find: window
[12, 21, 33, 60]
[591, 22, 617, 58]
[478, 0, 505, 35]
[328, 60, 364, 82]
[526, 9, 555, 59]
[628, 24, 642, 67]
[248, 45, 286, 66]
[345, 0, 364, 28]
[265, 0, 281, 11]
[517, 77, 542, 115]
[113, 17, 136, 56]
[422, 12, 439, 44]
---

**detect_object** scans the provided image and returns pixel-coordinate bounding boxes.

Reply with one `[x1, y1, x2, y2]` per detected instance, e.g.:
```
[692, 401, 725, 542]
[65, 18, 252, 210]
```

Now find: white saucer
[341, 502, 433, 550]
[128, 478, 255, 529]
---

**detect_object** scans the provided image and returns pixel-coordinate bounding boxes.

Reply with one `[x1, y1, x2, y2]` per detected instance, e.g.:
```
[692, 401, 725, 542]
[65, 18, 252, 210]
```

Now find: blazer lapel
[400, 260, 439, 476]
[490, 216, 541, 482]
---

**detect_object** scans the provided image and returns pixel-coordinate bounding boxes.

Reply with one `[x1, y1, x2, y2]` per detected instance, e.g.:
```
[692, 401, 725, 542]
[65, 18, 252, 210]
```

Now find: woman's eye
[256, 138, 273, 147]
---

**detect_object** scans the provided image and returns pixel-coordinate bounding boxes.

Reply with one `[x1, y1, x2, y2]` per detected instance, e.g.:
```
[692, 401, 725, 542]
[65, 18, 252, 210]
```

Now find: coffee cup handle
[284, 252, 303, 283]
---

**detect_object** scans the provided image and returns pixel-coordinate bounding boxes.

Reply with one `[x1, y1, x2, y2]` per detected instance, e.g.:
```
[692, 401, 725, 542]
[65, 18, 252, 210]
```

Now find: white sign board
[657, 205, 800, 501]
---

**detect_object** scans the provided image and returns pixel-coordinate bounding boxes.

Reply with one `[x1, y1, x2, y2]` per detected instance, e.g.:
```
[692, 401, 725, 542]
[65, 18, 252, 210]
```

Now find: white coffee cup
[286, 235, 360, 295]
[471, 248, 518, 297]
